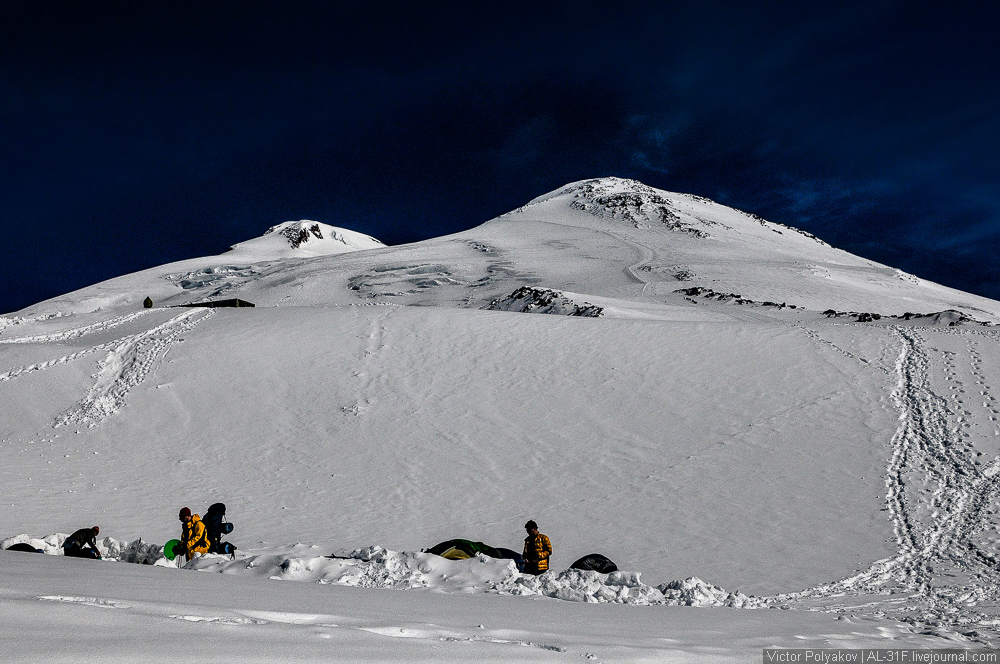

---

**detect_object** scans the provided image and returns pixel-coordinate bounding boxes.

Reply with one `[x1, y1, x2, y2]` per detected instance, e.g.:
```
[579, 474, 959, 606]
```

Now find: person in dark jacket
[522, 520, 552, 575]
[63, 526, 101, 559]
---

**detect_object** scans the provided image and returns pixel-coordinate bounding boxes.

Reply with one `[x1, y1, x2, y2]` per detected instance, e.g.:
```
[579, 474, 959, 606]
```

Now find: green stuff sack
[163, 539, 182, 561]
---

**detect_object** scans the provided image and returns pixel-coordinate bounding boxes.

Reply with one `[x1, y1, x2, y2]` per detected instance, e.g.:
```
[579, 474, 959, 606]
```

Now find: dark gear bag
[204, 502, 237, 559]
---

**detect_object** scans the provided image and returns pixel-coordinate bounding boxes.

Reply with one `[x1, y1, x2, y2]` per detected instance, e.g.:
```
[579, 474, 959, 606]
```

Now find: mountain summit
[492, 177, 998, 321]
[227, 219, 385, 258]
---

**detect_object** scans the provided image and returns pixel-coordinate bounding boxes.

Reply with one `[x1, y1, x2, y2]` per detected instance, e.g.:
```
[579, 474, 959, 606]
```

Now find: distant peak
[228, 220, 385, 258]
[265, 220, 327, 249]
[262, 220, 383, 250]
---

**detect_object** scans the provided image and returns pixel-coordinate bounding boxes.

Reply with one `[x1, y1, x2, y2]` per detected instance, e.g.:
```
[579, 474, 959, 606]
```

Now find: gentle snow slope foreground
[4, 177, 1000, 657]
[0, 549, 956, 664]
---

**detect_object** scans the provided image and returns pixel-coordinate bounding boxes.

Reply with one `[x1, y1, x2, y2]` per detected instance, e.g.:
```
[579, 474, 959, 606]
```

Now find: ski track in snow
[0, 310, 154, 344]
[0, 310, 172, 383]
[774, 325, 1000, 644]
[1, 343, 113, 383]
[341, 307, 394, 417]
[601, 229, 655, 291]
[48, 309, 213, 428]
[795, 324, 893, 376]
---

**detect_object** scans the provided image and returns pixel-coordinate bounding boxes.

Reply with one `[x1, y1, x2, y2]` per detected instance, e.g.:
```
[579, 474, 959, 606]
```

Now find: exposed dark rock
[483, 286, 603, 317]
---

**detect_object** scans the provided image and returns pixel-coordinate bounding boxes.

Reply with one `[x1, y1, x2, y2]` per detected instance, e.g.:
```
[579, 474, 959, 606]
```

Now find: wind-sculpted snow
[348, 264, 465, 297]
[346, 258, 534, 303]
[164, 265, 262, 296]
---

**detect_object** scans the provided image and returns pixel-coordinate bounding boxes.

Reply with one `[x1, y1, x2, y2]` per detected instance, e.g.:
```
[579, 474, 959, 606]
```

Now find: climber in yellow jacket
[522, 520, 552, 575]
[177, 507, 210, 562]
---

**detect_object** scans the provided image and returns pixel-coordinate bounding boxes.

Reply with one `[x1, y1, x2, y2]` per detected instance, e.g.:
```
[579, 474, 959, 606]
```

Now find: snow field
[2, 305, 897, 594]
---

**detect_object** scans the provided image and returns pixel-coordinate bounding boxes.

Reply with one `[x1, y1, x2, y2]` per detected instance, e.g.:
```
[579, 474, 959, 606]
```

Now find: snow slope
[4, 177, 1000, 659]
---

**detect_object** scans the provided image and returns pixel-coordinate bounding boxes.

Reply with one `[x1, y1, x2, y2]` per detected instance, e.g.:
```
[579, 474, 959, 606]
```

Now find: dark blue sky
[2, 1, 998, 314]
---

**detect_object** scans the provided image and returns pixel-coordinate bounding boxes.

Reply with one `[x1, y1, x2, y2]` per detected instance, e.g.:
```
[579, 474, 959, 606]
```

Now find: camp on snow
[570, 553, 619, 574]
[424, 539, 522, 566]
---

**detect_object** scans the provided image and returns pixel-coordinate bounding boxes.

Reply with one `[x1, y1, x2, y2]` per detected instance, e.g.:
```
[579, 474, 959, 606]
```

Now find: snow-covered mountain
[25, 177, 998, 321]
[228, 219, 385, 259]
[4, 177, 1000, 659]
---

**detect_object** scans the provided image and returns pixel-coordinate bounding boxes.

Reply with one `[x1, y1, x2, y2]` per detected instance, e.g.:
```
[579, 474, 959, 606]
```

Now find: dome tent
[570, 553, 618, 574]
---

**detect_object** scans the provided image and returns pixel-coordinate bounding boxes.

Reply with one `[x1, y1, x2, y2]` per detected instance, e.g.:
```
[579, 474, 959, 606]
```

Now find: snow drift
[3, 533, 758, 608]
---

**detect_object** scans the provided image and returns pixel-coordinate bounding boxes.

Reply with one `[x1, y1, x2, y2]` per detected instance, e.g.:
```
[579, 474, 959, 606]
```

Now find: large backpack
[204, 502, 237, 558]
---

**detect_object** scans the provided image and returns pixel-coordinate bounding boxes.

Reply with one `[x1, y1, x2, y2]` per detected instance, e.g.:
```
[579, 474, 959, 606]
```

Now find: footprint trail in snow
[54, 309, 214, 428]
[778, 325, 1000, 644]
[0, 309, 213, 428]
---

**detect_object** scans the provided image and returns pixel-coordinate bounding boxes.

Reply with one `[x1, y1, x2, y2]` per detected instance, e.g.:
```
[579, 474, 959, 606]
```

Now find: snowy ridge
[820, 308, 993, 326]
[518, 176, 828, 246]
[737, 207, 831, 246]
[12, 178, 999, 320]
